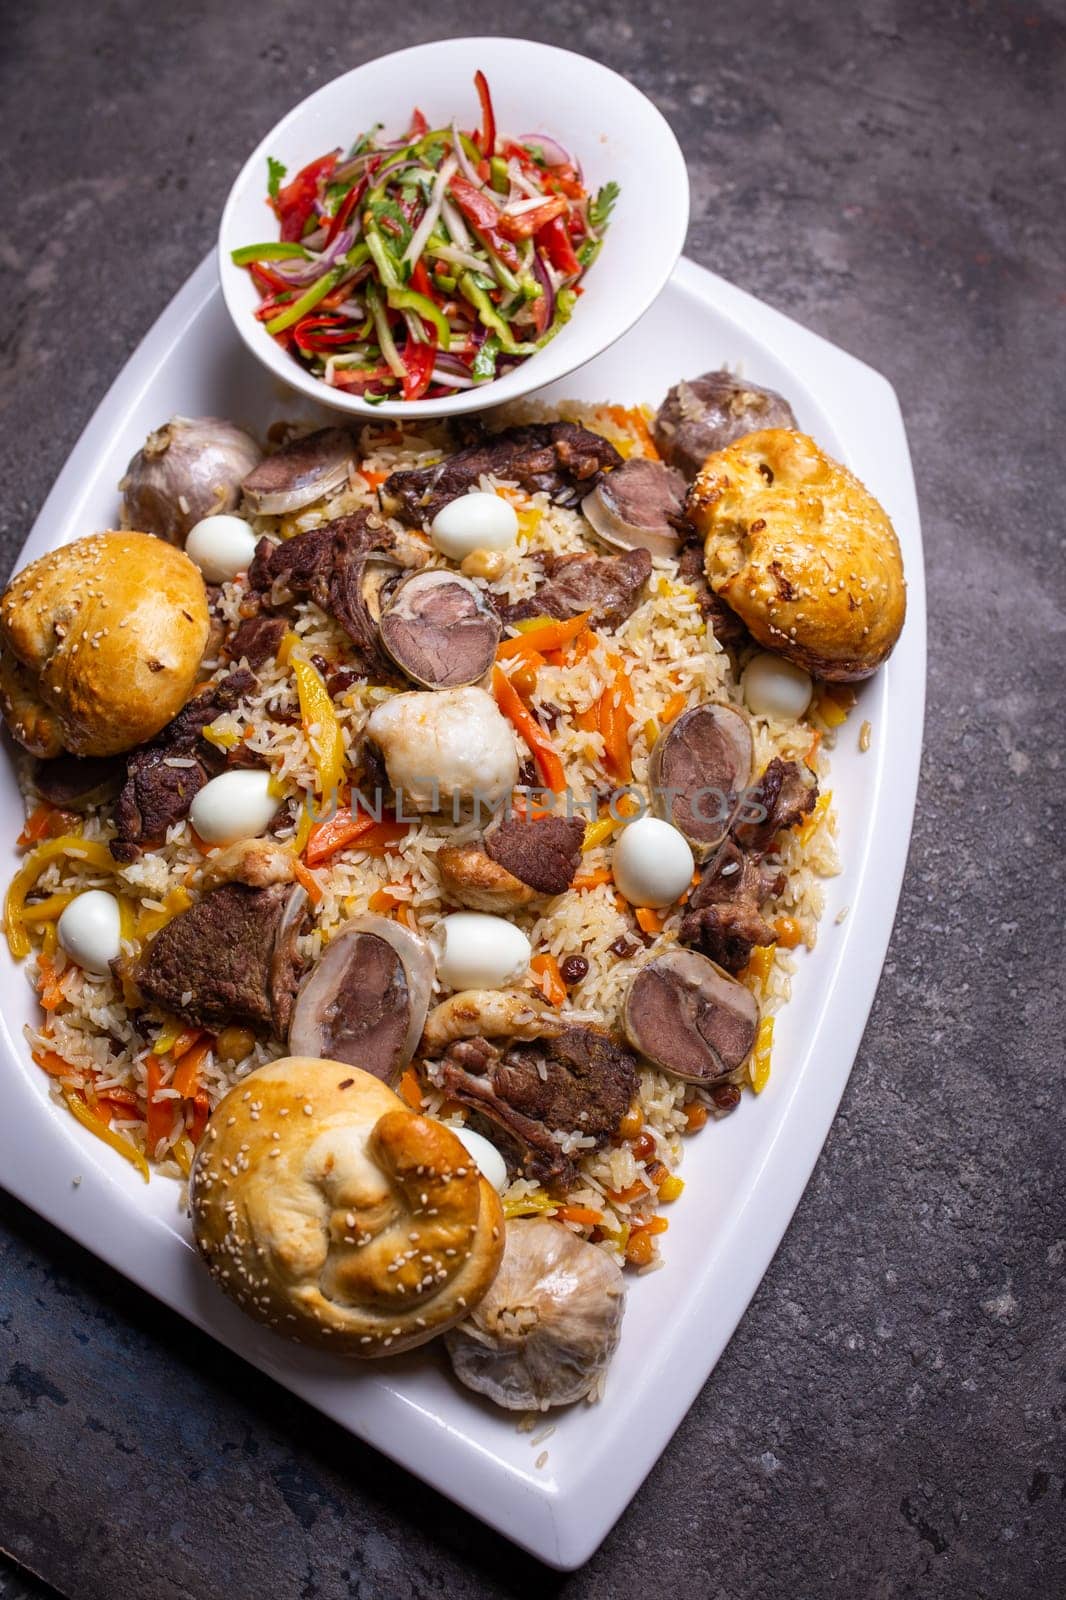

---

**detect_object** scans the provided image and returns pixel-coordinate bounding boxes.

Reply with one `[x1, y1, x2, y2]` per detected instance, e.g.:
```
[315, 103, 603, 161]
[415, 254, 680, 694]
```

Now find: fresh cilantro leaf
[267, 156, 287, 201]
[588, 180, 620, 231]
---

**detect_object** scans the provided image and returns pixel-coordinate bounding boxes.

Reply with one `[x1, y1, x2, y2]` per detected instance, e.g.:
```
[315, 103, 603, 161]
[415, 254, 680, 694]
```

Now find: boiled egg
[613, 816, 695, 909]
[450, 1125, 508, 1193]
[435, 912, 531, 991]
[741, 652, 813, 721]
[57, 889, 123, 975]
[430, 492, 518, 562]
[184, 513, 259, 582]
[189, 769, 279, 846]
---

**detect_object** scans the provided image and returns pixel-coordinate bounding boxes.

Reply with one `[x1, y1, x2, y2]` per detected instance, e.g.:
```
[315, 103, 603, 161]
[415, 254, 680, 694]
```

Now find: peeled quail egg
[184, 513, 259, 582]
[436, 912, 531, 991]
[430, 492, 518, 562]
[741, 652, 813, 721]
[613, 816, 695, 909]
[57, 890, 123, 975]
[451, 1126, 508, 1193]
[189, 770, 279, 846]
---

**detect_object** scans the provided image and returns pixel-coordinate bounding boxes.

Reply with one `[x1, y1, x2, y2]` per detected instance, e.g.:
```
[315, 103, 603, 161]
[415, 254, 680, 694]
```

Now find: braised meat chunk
[483, 812, 586, 896]
[228, 613, 287, 669]
[435, 1025, 637, 1186]
[110, 669, 257, 862]
[379, 569, 500, 689]
[623, 947, 759, 1083]
[380, 422, 622, 525]
[32, 752, 124, 811]
[581, 456, 688, 560]
[503, 547, 652, 630]
[677, 540, 750, 650]
[133, 881, 308, 1033]
[680, 758, 817, 972]
[248, 512, 400, 677]
[241, 427, 354, 515]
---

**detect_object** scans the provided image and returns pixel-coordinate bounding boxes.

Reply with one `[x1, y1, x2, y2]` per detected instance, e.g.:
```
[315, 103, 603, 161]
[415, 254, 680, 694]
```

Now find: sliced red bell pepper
[401, 336, 437, 401]
[405, 107, 429, 140]
[537, 214, 581, 276]
[449, 176, 520, 269]
[274, 152, 338, 242]
[473, 70, 496, 157]
[409, 257, 440, 302]
[249, 260, 298, 295]
[293, 314, 362, 352]
[325, 171, 369, 245]
[498, 196, 568, 242]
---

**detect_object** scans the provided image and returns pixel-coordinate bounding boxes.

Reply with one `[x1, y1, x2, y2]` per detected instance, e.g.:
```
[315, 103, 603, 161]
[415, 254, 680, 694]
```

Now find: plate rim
[0, 251, 925, 1570]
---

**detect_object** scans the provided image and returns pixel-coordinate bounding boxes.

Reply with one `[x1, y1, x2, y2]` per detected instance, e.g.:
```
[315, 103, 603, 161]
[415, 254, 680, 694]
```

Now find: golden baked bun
[190, 1057, 505, 1357]
[687, 430, 906, 681]
[0, 531, 210, 757]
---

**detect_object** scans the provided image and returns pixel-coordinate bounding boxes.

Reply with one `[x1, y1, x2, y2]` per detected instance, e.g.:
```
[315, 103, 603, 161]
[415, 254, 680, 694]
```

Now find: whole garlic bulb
[120, 416, 261, 544]
[444, 1217, 626, 1409]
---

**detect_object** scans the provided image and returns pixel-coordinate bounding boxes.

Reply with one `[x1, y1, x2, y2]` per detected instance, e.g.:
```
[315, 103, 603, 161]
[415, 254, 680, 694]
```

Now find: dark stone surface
[1, 2, 1063, 1597]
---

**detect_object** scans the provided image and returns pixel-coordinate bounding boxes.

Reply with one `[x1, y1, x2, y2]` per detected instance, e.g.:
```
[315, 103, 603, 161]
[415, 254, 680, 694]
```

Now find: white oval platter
[0, 252, 924, 1570]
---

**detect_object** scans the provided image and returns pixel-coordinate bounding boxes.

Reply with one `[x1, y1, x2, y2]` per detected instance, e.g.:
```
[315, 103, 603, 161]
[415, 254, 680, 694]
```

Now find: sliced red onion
[403, 154, 458, 265]
[439, 196, 473, 251]
[452, 120, 493, 195]
[531, 248, 556, 327]
[430, 368, 477, 390]
[432, 242, 490, 275]
[272, 227, 355, 286]
[519, 133, 573, 168]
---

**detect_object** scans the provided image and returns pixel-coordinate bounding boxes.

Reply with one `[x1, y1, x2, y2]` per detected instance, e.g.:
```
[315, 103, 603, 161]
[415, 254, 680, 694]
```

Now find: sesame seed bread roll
[190, 1057, 505, 1358]
[0, 531, 210, 757]
[687, 430, 906, 681]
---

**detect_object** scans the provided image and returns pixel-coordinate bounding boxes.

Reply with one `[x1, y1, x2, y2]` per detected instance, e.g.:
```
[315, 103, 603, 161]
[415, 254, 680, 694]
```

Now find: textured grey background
[1, 2, 1063, 1597]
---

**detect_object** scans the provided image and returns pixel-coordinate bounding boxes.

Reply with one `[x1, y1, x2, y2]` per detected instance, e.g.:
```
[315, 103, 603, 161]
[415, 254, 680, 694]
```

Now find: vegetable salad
[233, 72, 619, 401]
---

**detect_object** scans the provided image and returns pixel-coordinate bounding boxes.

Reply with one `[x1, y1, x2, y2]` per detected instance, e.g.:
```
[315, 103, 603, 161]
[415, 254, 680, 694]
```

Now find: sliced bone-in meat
[110, 669, 256, 862]
[435, 1025, 638, 1186]
[133, 881, 308, 1033]
[288, 915, 434, 1082]
[379, 569, 500, 689]
[380, 422, 622, 525]
[623, 947, 758, 1083]
[227, 613, 287, 668]
[581, 457, 688, 559]
[502, 547, 652, 630]
[32, 752, 125, 811]
[247, 512, 400, 678]
[734, 756, 817, 854]
[483, 812, 586, 896]
[677, 540, 750, 650]
[649, 703, 754, 860]
[654, 372, 797, 481]
[241, 427, 354, 515]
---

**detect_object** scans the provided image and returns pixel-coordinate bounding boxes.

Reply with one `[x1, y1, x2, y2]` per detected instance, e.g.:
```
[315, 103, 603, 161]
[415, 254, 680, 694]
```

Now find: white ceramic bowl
[217, 36, 689, 419]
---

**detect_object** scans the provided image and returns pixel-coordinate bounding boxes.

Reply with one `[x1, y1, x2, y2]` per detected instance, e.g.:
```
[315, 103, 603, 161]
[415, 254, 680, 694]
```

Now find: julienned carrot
[36, 955, 65, 1012]
[497, 611, 592, 658]
[292, 859, 323, 904]
[398, 1067, 424, 1110]
[492, 667, 566, 792]
[173, 1038, 212, 1099]
[555, 1204, 604, 1227]
[33, 1048, 77, 1080]
[531, 952, 567, 1006]
[572, 868, 612, 891]
[360, 468, 388, 488]
[359, 818, 413, 854]
[607, 405, 660, 460]
[305, 805, 376, 865]
[599, 657, 634, 781]
[170, 1027, 203, 1061]
[635, 906, 663, 936]
[662, 691, 687, 724]
[17, 803, 68, 850]
[144, 1055, 173, 1153]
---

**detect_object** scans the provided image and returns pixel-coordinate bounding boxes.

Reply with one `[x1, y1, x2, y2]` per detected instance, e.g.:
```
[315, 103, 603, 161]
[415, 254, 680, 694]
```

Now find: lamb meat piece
[648, 702, 753, 860]
[734, 756, 818, 854]
[654, 371, 797, 481]
[677, 540, 750, 650]
[623, 947, 759, 1084]
[241, 427, 354, 515]
[133, 881, 308, 1033]
[502, 547, 652, 629]
[228, 613, 288, 669]
[581, 456, 688, 559]
[436, 1025, 637, 1186]
[379, 422, 622, 525]
[679, 843, 782, 973]
[483, 812, 585, 896]
[32, 752, 125, 811]
[247, 512, 399, 677]
[109, 669, 256, 862]
[378, 570, 500, 689]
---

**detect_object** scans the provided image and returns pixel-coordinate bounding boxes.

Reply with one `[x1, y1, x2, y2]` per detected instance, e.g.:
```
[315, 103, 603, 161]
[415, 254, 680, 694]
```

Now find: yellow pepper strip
[201, 720, 239, 751]
[275, 629, 300, 667]
[21, 893, 76, 924]
[816, 687, 854, 728]
[42, 921, 58, 959]
[798, 790, 832, 848]
[743, 943, 776, 992]
[135, 886, 192, 942]
[643, 717, 659, 749]
[292, 656, 345, 796]
[502, 1190, 557, 1220]
[582, 815, 619, 852]
[751, 1016, 774, 1094]
[171, 1135, 195, 1177]
[152, 1017, 185, 1055]
[62, 1089, 150, 1182]
[292, 794, 315, 857]
[5, 837, 116, 960]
